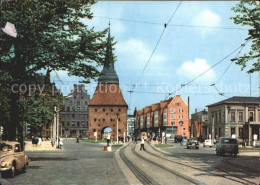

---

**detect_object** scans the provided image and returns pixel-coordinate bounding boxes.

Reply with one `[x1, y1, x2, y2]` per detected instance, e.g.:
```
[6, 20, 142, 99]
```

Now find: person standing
[140, 137, 145, 151]
[51, 138, 55, 147]
[76, 137, 79, 143]
[107, 133, 111, 147]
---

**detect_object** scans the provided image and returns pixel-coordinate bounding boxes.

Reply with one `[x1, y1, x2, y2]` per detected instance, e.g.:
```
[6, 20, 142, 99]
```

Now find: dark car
[174, 135, 183, 143]
[187, 138, 199, 149]
[216, 137, 238, 157]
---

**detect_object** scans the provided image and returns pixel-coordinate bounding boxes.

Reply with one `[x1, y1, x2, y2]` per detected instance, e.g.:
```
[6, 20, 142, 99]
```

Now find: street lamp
[171, 122, 174, 139]
[116, 113, 119, 144]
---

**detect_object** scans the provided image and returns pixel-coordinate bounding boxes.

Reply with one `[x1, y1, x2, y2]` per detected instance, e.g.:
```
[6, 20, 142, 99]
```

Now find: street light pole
[116, 113, 119, 144]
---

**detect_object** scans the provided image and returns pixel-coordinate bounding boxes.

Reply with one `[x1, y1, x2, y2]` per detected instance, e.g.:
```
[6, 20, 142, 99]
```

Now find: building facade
[191, 109, 208, 139]
[127, 115, 135, 137]
[88, 29, 128, 140]
[59, 85, 90, 137]
[136, 95, 190, 139]
[207, 96, 260, 145]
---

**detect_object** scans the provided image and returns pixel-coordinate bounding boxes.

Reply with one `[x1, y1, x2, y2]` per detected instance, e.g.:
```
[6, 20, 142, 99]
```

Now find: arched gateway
[88, 25, 128, 140]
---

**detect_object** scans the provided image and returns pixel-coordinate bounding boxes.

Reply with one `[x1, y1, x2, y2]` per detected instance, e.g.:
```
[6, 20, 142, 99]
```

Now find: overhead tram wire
[131, 0, 182, 91]
[166, 40, 250, 99]
[93, 16, 248, 31]
[127, 1, 182, 112]
[54, 71, 64, 85]
[210, 39, 251, 97]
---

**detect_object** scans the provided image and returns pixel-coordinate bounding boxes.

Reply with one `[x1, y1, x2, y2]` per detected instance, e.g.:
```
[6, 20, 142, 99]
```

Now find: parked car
[174, 135, 183, 143]
[203, 139, 213, 148]
[181, 139, 188, 146]
[187, 138, 199, 149]
[0, 141, 29, 178]
[216, 137, 238, 157]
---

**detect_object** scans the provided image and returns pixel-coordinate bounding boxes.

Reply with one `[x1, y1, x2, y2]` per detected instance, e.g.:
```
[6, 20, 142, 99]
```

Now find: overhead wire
[93, 16, 248, 31]
[166, 40, 250, 99]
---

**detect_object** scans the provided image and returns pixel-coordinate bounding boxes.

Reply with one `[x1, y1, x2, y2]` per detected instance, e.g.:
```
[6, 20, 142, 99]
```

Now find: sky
[49, 1, 259, 116]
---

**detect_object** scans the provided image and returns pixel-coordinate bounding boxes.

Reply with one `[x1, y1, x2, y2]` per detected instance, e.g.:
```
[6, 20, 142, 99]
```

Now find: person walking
[76, 137, 79, 143]
[107, 133, 111, 147]
[59, 138, 63, 149]
[140, 137, 145, 151]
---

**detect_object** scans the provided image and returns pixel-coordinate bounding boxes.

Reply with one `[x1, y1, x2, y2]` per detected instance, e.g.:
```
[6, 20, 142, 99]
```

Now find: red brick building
[88, 29, 127, 140]
[136, 95, 190, 139]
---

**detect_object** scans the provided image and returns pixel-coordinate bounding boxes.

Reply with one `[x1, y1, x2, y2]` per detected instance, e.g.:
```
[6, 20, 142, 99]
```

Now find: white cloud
[176, 58, 216, 83]
[115, 38, 166, 70]
[192, 10, 221, 35]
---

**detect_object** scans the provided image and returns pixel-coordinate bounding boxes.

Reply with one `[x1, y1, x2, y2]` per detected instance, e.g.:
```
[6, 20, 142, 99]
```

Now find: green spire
[98, 22, 119, 84]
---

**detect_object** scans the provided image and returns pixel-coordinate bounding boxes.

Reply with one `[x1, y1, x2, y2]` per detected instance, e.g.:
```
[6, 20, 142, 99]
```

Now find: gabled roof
[137, 110, 143, 116]
[159, 100, 170, 110]
[207, 96, 260, 107]
[151, 103, 159, 112]
[89, 84, 127, 106]
[143, 106, 151, 114]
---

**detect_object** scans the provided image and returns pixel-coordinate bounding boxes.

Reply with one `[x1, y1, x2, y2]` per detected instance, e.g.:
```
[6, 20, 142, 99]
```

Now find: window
[239, 128, 243, 138]
[77, 107, 80, 111]
[118, 118, 121, 122]
[77, 101, 80, 105]
[231, 127, 235, 135]
[183, 128, 186, 131]
[171, 121, 175, 125]
[111, 109, 113, 112]
[72, 121, 75, 126]
[249, 112, 254, 121]
[170, 115, 175, 119]
[72, 114, 75, 119]
[118, 129, 121, 132]
[70, 101, 72, 105]
[178, 109, 181, 112]
[95, 109, 97, 112]
[231, 112, 235, 122]
[179, 121, 183, 125]
[94, 118, 96, 122]
[178, 115, 180, 119]
[103, 119, 105, 122]
[182, 115, 184, 119]
[110, 118, 113, 122]
[81, 107, 85, 111]
[72, 107, 75, 111]
[118, 109, 121, 112]
[103, 109, 105, 112]
[67, 121, 70, 126]
[67, 107, 70, 111]
[219, 112, 221, 122]
[175, 103, 181, 106]
[182, 109, 184, 112]
[170, 109, 175, 113]
[93, 129, 96, 132]
[77, 121, 80, 126]
[62, 121, 64, 126]
[85, 101, 88, 105]
[239, 112, 243, 122]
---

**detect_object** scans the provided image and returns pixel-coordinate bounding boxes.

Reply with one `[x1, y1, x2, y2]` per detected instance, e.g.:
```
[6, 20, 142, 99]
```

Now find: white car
[203, 139, 213, 147]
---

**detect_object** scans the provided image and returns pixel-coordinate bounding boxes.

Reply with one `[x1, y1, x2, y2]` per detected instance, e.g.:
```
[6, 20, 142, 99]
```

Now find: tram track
[146, 142, 257, 185]
[119, 144, 159, 185]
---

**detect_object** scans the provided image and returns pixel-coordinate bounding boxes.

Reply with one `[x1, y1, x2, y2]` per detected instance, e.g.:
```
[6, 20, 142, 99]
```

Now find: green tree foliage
[231, 0, 260, 73]
[1, 0, 109, 140]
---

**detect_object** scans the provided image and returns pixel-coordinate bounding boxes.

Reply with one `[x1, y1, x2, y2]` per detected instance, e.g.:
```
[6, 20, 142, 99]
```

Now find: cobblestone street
[1, 139, 128, 185]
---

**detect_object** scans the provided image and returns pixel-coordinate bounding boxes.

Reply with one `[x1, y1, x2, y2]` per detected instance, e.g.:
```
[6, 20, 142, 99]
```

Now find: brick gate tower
[88, 27, 128, 140]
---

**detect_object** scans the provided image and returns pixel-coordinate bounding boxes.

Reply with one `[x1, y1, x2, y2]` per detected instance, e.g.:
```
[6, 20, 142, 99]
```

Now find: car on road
[203, 139, 213, 148]
[174, 135, 183, 143]
[187, 138, 199, 149]
[0, 141, 29, 178]
[181, 139, 187, 146]
[216, 137, 238, 157]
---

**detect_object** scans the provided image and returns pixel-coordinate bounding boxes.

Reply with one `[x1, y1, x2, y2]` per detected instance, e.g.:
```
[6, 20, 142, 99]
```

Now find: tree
[1, 0, 108, 140]
[231, 0, 260, 73]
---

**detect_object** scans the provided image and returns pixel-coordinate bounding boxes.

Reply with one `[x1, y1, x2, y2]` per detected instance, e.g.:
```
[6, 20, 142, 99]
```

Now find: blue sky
[49, 1, 259, 115]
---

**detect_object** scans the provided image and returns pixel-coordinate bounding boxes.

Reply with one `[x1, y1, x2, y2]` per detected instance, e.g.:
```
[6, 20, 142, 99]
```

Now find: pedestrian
[51, 138, 55, 147]
[107, 133, 111, 147]
[140, 137, 145, 151]
[76, 136, 79, 143]
[165, 137, 167, 144]
[38, 137, 42, 146]
[59, 138, 63, 149]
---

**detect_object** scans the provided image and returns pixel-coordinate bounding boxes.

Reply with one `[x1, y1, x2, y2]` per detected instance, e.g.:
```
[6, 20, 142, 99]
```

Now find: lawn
[155, 144, 173, 148]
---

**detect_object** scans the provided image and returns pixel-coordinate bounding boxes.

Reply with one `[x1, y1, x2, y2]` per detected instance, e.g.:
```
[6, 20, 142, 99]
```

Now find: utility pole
[116, 113, 119, 144]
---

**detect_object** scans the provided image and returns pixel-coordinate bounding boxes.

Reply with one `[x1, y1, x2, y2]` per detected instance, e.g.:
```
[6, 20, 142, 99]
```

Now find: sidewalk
[24, 140, 58, 151]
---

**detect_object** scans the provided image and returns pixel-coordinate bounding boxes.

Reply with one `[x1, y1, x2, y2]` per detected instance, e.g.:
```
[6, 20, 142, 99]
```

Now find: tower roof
[98, 23, 119, 84]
